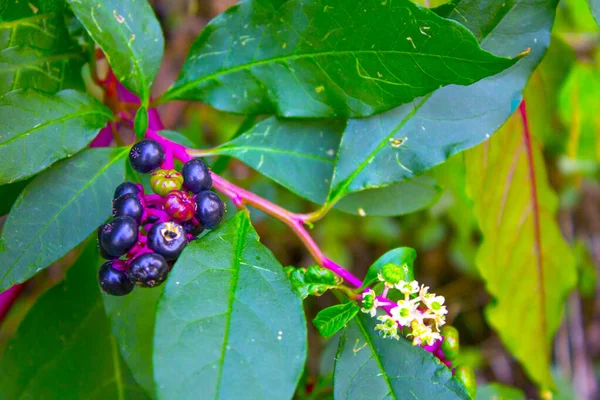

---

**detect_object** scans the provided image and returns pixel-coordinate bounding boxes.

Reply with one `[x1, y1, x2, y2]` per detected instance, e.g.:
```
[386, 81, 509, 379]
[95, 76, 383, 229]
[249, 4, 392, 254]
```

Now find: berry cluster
[97, 139, 225, 296]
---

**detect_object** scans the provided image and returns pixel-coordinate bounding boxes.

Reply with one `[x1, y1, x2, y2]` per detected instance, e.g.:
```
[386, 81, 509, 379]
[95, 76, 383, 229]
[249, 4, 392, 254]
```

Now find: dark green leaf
[159, 130, 200, 150]
[162, 0, 518, 118]
[0, 89, 112, 184]
[104, 286, 163, 397]
[334, 313, 469, 399]
[313, 302, 359, 338]
[134, 106, 148, 139]
[0, 1, 88, 92]
[211, 118, 343, 204]
[285, 265, 342, 299]
[0, 147, 128, 291]
[334, 175, 442, 217]
[477, 383, 525, 400]
[0, 179, 30, 216]
[326, 0, 556, 204]
[360, 247, 416, 291]
[67, 0, 164, 105]
[0, 241, 149, 399]
[154, 211, 306, 400]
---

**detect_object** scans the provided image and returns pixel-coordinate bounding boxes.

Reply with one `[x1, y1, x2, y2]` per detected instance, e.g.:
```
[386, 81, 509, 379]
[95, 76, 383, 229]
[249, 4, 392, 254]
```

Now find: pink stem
[0, 284, 24, 324]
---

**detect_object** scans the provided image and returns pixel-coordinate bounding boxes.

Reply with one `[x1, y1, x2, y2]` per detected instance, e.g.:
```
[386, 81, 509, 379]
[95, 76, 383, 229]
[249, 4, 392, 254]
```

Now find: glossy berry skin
[183, 221, 204, 237]
[147, 221, 187, 261]
[128, 253, 170, 288]
[99, 260, 134, 296]
[182, 158, 212, 194]
[194, 191, 225, 229]
[129, 139, 165, 173]
[150, 169, 183, 197]
[164, 190, 195, 221]
[114, 182, 141, 200]
[98, 216, 139, 258]
[113, 193, 144, 223]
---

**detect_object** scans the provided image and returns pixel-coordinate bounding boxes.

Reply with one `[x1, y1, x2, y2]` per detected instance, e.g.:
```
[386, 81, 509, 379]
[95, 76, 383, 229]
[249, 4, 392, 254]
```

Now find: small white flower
[418, 284, 430, 300]
[396, 280, 420, 296]
[390, 299, 418, 326]
[409, 320, 443, 346]
[361, 289, 379, 317]
[375, 315, 399, 340]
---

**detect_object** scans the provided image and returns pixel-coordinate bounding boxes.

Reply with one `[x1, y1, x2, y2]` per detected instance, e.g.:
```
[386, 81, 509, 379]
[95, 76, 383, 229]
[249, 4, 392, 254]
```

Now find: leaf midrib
[167, 48, 510, 100]
[214, 214, 249, 399]
[0, 148, 129, 284]
[217, 144, 334, 163]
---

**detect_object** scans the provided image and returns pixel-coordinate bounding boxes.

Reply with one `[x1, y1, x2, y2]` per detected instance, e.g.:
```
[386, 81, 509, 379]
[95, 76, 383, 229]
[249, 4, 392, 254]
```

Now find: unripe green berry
[306, 265, 338, 285]
[380, 263, 403, 285]
[454, 366, 476, 399]
[150, 169, 184, 196]
[440, 325, 460, 360]
[362, 293, 375, 310]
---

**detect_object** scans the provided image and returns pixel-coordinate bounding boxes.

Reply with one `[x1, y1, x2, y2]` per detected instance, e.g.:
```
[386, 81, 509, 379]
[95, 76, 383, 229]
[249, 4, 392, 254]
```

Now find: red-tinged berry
[147, 221, 187, 261]
[114, 182, 141, 200]
[150, 169, 183, 197]
[98, 216, 139, 258]
[164, 190, 195, 221]
[98, 260, 134, 296]
[128, 253, 169, 288]
[181, 158, 212, 194]
[129, 139, 165, 173]
[194, 191, 225, 229]
[113, 193, 144, 224]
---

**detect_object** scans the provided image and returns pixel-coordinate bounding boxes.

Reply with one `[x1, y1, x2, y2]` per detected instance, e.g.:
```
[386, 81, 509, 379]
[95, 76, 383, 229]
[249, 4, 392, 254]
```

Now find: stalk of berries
[97, 139, 226, 296]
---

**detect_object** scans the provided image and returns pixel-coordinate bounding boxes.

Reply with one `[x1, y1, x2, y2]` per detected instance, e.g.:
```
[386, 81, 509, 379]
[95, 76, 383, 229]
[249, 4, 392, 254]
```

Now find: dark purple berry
[114, 182, 141, 200]
[182, 158, 212, 194]
[113, 193, 144, 224]
[194, 191, 224, 229]
[98, 260, 134, 296]
[147, 221, 187, 261]
[183, 221, 204, 237]
[129, 139, 165, 173]
[98, 228, 116, 259]
[98, 216, 139, 258]
[127, 253, 169, 288]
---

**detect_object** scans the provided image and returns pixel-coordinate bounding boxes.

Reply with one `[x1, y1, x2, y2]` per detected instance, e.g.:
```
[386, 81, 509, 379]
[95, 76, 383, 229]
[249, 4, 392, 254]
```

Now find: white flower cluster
[361, 275, 447, 346]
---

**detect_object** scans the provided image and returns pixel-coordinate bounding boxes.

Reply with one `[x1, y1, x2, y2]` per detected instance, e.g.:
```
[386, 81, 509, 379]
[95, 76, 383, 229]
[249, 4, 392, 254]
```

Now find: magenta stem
[0, 284, 24, 325]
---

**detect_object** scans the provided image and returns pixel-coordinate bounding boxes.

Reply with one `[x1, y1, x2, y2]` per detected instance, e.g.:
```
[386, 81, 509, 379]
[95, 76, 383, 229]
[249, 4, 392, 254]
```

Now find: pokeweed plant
[0, 0, 584, 399]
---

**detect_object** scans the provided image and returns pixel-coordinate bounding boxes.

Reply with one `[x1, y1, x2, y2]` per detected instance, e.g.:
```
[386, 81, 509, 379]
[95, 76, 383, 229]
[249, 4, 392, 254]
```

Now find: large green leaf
[67, 0, 164, 105]
[103, 287, 163, 397]
[0, 241, 148, 399]
[0, 179, 30, 216]
[334, 313, 469, 399]
[0, 89, 112, 184]
[0, 0, 88, 93]
[326, 0, 557, 204]
[465, 113, 576, 388]
[360, 247, 416, 290]
[0, 147, 128, 291]
[161, 0, 518, 118]
[154, 211, 306, 400]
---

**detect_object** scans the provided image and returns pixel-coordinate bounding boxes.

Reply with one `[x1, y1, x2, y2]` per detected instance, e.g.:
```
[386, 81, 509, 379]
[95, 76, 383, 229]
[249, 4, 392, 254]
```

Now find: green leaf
[360, 247, 416, 291]
[587, 0, 600, 25]
[104, 286, 163, 397]
[0, 1, 88, 92]
[0, 89, 112, 184]
[0, 241, 149, 399]
[313, 302, 359, 338]
[477, 383, 525, 400]
[0, 179, 30, 216]
[465, 113, 577, 388]
[67, 0, 164, 105]
[0, 147, 128, 291]
[211, 118, 343, 204]
[154, 211, 306, 400]
[162, 0, 518, 118]
[134, 106, 148, 139]
[334, 175, 442, 217]
[159, 130, 197, 149]
[334, 313, 469, 399]
[326, 0, 556, 204]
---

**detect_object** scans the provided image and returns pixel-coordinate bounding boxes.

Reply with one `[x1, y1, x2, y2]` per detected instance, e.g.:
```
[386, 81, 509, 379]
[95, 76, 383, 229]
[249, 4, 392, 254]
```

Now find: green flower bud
[362, 292, 375, 310]
[306, 265, 339, 285]
[380, 263, 403, 285]
[454, 366, 476, 399]
[150, 169, 183, 197]
[440, 325, 460, 360]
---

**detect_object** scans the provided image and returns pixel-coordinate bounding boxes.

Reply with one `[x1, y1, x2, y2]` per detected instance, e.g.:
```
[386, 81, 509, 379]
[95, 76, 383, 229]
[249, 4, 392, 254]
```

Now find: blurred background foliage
[1, 0, 599, 398]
